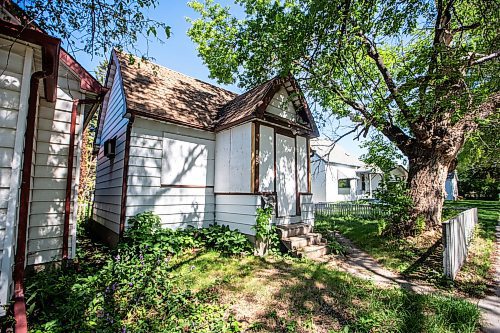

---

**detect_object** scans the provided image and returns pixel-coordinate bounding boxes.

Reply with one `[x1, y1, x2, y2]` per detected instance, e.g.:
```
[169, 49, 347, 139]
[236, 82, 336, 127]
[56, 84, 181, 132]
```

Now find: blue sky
[75, 1, 368, 158]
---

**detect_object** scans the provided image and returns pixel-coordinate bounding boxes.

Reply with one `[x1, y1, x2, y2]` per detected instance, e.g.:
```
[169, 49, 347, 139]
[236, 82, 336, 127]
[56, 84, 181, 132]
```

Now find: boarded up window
[161, 134, 211, 187]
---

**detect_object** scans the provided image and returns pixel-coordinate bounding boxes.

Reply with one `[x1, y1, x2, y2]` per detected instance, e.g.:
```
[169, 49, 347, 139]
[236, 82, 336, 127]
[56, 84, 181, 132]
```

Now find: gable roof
[115, 51, 237, 130]
[312, 138, 365, 167]
[114, 50, 318, 135]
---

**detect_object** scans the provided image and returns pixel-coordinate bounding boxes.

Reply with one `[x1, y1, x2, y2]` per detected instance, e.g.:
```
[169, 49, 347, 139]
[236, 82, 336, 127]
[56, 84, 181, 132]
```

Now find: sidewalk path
[478, 222, 500, 332]
[319, 230, 500, 332]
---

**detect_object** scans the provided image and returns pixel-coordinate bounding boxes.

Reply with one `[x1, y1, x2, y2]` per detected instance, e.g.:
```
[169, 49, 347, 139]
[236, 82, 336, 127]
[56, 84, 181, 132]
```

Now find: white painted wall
[93, 62, 128, 234]
[258, 125, 274, 192]
[215, 194, 260, 235]
[276, 134, 296, 217]
[125, 117, 216, 229]
[311, 160, 359, 202]
[28, 61, 85, 265]
[296, 136, 308, 193]
[214, 123, 252, 193]
[0, 38, 33, 316]
[266, 87, 296, 122]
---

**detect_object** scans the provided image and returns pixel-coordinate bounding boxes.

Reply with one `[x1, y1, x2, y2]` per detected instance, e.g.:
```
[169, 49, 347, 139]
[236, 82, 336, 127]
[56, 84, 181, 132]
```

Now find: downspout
[62, 98, 102, 260]
[13, 70, 48, 333]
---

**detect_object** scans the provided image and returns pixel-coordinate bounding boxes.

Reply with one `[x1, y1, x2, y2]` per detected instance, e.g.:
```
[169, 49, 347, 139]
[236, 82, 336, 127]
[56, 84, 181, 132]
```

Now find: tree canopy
[188, 0, 499, 231]
[10, 0, 170, 57]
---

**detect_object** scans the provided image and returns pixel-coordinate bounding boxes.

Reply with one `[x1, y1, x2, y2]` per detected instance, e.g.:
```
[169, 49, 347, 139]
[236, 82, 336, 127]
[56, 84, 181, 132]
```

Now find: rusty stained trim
[62, 98, 102, 260]
[62, 100, 79, 260]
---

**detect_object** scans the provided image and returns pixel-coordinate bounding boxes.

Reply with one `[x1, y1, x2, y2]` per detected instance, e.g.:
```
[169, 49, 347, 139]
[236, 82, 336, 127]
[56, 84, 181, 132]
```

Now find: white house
[0, 3, 104, 326]
[311, 139, 408, 202]
[92, 50, 319, 246]
[445, 171, 459, 201]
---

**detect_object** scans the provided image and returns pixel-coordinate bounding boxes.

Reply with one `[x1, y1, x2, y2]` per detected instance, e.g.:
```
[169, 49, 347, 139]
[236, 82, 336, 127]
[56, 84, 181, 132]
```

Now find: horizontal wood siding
[215, 194, 260, 235]
[125, 117, 216, 230]
[28, 62, 85, 265]
[0, 39, 32, 315]
[93, 64, 128, 234]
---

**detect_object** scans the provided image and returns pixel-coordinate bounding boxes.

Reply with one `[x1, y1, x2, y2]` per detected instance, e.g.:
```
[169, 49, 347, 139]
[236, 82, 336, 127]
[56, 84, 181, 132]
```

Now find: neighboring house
[311, 139, 408, 202]
[445, 171, 459, 201]
[92, 50, 319, 245]
[0, 3, 104, 322]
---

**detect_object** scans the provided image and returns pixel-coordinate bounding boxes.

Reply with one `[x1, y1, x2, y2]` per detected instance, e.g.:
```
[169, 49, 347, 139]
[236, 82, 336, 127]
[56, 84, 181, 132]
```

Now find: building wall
[28, 62, 85, 265]
[93, 61, 128, 237]
[214, 122, 253, 193]
[0, 37, 33, 316]
[266, 87, 297, 122]
[125, 117, 216, 229]
[0, 37, 88, 314]
[311, 161, 358, 202]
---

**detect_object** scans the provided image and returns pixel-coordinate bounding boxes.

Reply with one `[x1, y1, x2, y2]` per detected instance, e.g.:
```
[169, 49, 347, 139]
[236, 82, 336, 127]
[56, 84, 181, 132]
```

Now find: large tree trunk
[407, 152, 451, 230]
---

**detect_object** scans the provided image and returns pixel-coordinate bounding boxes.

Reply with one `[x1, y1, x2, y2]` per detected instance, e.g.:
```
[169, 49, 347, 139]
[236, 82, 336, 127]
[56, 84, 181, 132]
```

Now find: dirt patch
[217, 258, 347, 333]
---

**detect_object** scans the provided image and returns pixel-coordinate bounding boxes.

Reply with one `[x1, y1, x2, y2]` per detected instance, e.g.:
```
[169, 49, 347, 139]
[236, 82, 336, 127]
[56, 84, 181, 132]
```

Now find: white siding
[28, 62, 85, 265]
[0, 39, 32, 316]
[258, 125, 274, 192]
[275, 134, 296, 217]
[93, 62, 128, 233]
[296, 136, 308, 193]
[214, 123, 252, 193]
[266, 87, 297, 122]
[215, 194, 260, 235]
[125, 117, 216, 229]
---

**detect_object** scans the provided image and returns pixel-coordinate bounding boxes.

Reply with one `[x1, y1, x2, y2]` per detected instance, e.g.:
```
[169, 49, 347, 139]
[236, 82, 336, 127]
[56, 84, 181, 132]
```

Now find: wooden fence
[315, 202, 388, 219]
[442, 208, 478, 280]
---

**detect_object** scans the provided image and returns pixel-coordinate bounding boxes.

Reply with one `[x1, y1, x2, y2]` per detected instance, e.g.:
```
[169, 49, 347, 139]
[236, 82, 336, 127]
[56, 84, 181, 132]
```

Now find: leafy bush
[375, 178, 414, 235]
[198, 224, 252, 255]
[252, 206, 280, 255]
[26, 212, 252, 332]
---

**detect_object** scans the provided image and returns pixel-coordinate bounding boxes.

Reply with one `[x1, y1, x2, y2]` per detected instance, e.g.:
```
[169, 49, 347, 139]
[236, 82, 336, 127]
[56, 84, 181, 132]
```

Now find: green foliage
[252, 206, 280, 254]
[361, 133, 405, 174]
[188, 0, 499, 227]
[198, 224, 253, 255]
[375, 178, 414, 235]
[13, 0, 170, 57]
[26, 212, 253, 332]
[457, 113, 499, 199]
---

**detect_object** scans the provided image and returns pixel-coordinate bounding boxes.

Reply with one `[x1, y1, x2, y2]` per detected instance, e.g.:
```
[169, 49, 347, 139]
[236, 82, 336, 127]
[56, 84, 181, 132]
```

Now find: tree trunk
[407, 153, 451, 230]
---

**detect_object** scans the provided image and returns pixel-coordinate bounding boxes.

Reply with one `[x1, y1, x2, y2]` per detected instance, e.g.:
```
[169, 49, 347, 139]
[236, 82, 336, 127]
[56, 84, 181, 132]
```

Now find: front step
[297, 244, 329, 259]
[276, 223, 312, 238]
[282, 233, 323, 251]
[277, 223, 329, 259]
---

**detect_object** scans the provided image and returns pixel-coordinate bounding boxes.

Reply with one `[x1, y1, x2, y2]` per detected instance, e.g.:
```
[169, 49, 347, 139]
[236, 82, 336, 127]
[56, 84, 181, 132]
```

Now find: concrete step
[282, 233, 323, 250]
[276, 223, 312, 238]
[297, 244, 329, 260]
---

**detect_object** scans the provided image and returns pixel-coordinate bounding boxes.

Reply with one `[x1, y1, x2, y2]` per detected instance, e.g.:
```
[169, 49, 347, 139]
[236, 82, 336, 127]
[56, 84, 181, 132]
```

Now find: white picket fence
[315, 202, 388, 219]
[442, 208, 478, 280]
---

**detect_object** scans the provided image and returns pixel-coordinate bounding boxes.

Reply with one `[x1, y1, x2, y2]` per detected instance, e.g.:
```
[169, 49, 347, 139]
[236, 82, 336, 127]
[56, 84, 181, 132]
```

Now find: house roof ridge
[113, 49, 238, 97]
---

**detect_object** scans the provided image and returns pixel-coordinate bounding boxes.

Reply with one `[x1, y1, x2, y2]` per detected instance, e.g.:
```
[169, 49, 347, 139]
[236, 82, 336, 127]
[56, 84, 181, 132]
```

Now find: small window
[104, 137, 117, 158]
[361, 175, 366, 191]
[338, 179, 350, 188]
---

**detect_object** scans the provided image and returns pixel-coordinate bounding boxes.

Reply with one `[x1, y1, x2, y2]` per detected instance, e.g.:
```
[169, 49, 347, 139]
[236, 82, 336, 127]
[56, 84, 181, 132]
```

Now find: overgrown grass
[21, 213, 481, 332]
[316, 200, 499, 297]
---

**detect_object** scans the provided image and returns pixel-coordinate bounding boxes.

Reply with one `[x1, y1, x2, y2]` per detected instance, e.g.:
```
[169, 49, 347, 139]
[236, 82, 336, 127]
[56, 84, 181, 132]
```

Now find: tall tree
[188, 0, 500, 234]
[8, 0, 170, 57]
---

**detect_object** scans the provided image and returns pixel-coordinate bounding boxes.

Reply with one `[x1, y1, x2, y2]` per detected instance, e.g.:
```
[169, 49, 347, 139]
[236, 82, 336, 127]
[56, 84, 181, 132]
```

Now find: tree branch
[470, 51, 500, 66]
[360, 34, 412, 120]
[451, 22, 480, 34]
[456, 91, 500, 131]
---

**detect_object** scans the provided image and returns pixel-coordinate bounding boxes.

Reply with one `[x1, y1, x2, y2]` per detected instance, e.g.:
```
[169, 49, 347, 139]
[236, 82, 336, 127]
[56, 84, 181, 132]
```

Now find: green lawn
[22, 231, 481, 333]
[316, 200, 499, 296]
